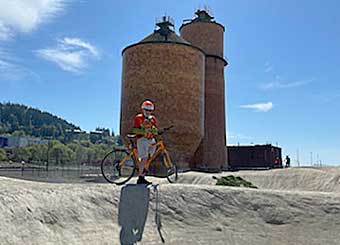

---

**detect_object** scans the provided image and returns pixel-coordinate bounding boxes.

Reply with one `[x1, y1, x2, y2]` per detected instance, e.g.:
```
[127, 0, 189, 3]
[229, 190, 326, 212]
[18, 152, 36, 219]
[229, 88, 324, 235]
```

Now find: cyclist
[132, 100, 159, 185]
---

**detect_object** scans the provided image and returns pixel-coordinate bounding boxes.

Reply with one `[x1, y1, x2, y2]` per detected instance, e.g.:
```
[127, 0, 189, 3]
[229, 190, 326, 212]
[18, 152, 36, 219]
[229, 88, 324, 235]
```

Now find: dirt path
[1, 167, 340, 244]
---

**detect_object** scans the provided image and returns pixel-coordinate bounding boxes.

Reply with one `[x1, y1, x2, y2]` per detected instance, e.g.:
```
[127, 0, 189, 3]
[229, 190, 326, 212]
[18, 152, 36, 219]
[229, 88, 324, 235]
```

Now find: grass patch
[213, 175, 258, 189]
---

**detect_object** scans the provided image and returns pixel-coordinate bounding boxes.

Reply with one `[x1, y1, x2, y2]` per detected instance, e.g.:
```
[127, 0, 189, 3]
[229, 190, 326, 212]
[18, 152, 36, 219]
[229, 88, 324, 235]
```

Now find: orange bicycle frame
[130, 140, 173, 170]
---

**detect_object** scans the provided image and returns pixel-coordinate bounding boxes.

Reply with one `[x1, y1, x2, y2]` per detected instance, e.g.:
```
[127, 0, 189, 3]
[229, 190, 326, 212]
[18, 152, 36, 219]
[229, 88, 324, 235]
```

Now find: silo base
[192, 166, 222, 173]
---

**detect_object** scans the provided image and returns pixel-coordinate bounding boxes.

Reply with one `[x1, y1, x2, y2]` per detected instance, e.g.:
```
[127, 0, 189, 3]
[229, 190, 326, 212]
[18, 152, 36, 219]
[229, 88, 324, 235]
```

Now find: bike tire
[163, 153, 178, 183]
[101, 149, 136, 185]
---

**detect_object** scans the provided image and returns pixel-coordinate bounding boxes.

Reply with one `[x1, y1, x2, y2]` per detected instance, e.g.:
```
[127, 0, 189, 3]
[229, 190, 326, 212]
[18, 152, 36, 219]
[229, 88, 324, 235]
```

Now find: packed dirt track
[1, 166, 340, 244]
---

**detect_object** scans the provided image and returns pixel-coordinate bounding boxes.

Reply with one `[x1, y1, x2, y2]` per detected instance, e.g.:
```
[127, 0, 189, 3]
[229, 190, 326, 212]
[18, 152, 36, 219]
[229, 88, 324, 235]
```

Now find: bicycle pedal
[148, 183, 160, 190]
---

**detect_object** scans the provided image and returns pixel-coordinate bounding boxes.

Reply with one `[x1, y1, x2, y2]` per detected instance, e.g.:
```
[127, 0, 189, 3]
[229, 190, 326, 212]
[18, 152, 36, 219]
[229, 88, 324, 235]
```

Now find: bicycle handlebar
[158, 125, 174, 135]
[163, 125, 174, 131]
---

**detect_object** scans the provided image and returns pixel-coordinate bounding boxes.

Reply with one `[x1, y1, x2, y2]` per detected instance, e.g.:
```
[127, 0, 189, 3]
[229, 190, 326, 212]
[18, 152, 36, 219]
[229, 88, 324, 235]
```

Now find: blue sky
[0, 0, 339, 166]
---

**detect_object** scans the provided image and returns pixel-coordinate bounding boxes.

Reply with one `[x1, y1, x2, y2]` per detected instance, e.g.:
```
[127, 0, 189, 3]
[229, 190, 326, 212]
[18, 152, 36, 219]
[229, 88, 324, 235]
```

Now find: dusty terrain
[1, 166, 340, 244]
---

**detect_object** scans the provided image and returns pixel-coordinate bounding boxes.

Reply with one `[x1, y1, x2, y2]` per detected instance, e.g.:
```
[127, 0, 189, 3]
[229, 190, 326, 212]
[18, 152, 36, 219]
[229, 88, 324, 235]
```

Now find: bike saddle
[126, 134, 136, 138]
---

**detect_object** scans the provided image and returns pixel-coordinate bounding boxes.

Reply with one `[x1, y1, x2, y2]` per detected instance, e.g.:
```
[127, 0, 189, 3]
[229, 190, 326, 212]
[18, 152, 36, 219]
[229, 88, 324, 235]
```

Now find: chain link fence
[0, 160, 106, 183]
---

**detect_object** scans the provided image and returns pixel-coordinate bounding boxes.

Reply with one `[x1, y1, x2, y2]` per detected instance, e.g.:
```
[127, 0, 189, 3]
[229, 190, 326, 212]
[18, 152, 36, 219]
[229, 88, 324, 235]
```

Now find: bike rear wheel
[101, 149, 136, 185]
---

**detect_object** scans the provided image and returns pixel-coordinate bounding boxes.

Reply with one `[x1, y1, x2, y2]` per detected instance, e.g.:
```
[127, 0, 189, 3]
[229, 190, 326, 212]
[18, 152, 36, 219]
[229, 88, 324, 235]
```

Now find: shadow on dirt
[118, 184, 150, 245]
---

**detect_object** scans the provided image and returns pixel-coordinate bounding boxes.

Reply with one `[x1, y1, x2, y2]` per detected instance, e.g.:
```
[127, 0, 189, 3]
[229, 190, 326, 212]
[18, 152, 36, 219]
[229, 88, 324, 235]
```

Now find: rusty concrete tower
[120, 16, 205, 170]
[180, 10, 228, 171]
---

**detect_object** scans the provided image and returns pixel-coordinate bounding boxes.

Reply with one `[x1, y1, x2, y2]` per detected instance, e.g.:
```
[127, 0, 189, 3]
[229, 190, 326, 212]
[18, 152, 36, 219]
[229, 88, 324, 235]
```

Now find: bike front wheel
[162, 152, 178, 183]
[101, 149, 136, 185]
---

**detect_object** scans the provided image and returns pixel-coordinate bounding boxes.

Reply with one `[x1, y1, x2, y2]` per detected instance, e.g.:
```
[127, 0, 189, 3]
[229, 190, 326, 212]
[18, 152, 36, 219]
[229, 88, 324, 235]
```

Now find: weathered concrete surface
[1, 167, 340, 244]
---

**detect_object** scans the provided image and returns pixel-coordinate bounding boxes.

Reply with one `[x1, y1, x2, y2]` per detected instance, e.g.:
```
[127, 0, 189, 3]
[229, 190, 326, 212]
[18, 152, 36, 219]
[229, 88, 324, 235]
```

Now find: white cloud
[0, 47, 7, 57]
[321, 92, 340, 103]
[0, 20, 12, 41]
[240, 102, 273, 112]
[264, 61, 273, 73]
[264, 65, 273, 73]
[0, 59, 13, 70]
[62, 37, 99, 57]
[0, 0, 66, 39]
[0, 58, 40, 81]
[35, 37, 100, 73]
[0, 1, 67, 81]
[262, 77, 314, 90]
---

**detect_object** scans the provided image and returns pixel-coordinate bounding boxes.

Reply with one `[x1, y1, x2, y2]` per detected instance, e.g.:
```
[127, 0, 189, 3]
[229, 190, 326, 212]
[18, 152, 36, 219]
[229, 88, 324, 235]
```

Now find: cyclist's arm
[132, 127, 145, 135]
[150, 125, 158, 135]
[132, 115, 158, 136]
[133, 116, 145, 136]
[151, 116, 159, 135]
[133, 126, 158, 136]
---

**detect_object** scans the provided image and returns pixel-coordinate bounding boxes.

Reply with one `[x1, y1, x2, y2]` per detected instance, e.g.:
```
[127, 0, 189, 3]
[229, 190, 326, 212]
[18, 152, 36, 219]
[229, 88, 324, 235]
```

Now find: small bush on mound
[213, 175, 258, 189]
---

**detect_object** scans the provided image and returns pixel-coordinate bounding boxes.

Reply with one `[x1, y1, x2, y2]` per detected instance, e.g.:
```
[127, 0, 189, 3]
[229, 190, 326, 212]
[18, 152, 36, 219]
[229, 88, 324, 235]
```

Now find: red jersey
[133, 113, 158, 139]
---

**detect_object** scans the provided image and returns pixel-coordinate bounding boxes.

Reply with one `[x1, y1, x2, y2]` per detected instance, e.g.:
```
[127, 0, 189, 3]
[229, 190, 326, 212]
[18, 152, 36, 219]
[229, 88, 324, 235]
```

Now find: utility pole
[46, 140, 52, 175]
[296, 149, 300, 167]
[310, 152, 313, 166]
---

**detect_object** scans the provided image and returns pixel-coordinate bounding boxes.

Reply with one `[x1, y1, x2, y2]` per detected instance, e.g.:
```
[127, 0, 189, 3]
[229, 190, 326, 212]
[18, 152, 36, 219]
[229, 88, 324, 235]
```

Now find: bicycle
[101, 125, 178, 185]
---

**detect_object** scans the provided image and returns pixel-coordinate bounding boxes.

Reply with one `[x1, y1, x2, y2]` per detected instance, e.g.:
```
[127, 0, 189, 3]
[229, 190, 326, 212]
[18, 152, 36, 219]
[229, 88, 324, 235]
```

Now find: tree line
[0, 139, 117, 166]
[0, 102, 120, 166]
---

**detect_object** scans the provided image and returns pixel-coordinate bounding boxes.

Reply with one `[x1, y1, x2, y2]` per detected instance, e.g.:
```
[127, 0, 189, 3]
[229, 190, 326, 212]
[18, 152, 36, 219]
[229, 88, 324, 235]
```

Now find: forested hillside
[0, 103, 79, 139]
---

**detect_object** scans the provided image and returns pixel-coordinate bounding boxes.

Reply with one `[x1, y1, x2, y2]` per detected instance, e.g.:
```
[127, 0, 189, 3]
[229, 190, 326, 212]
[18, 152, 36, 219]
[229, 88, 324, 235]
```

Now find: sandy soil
[1, 167, 340, 244]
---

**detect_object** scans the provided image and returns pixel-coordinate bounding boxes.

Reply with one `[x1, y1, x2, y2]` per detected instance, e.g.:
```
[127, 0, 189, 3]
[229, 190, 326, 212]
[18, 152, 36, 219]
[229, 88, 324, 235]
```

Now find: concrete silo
[180, 10, 228, 171]
[120, 17, 205, 170]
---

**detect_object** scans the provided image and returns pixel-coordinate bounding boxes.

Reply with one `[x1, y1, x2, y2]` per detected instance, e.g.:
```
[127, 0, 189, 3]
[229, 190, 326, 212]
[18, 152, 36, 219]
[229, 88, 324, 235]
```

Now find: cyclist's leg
[137, 138, 149, 176]
[143, 138, 156, 173]
[136, 138, 153, 184]
[147, 138, 156, 160]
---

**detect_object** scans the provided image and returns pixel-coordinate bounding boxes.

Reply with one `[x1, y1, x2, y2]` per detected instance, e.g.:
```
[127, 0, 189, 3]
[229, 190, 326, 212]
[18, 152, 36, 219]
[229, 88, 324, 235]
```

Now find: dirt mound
[176, 167, 340, 193]
[1, 168, 340, 244]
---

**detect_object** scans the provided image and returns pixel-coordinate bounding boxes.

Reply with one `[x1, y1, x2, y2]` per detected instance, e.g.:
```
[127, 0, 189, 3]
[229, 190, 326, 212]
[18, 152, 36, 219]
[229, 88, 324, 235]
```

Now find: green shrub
[214, 175, 258, 189]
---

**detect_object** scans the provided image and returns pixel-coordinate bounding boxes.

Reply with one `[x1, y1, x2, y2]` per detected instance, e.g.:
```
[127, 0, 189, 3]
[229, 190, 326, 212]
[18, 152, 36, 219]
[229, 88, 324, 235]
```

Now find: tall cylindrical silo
[180, 10, 228, 171]
[120, 17, 205, 170]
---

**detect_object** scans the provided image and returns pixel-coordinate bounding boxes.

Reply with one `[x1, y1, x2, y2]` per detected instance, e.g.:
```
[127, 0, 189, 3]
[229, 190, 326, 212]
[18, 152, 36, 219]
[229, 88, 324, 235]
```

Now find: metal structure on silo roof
[180, 10, 228, 172]
[120, 16, 205, 170]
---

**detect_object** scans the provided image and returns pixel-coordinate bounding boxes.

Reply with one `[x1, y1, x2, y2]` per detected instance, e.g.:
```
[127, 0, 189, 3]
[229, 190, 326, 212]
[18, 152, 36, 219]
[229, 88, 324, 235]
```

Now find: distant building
[0, 136, 47, 148]
[66, 129, 86, 134]
[65, 129, 87, 142]
[7, 136, 28, 148]
[90, 131, 103, 135]
[227, 144, 282, 170]
[0, 136, 8, 148]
